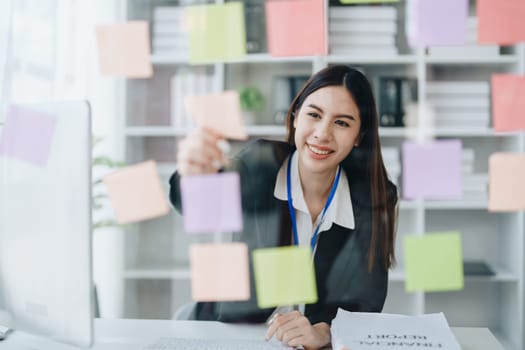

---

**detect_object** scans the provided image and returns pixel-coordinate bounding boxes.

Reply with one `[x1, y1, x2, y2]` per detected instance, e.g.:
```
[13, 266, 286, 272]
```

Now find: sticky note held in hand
[252, 246, 317, 308]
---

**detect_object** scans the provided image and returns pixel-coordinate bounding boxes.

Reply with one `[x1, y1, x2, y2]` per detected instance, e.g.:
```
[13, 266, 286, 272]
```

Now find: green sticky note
[252, 246, 318, 308]
[404, 232, 464, 292]
[339, 0, 399, 3]
[187, 2, 246, 64]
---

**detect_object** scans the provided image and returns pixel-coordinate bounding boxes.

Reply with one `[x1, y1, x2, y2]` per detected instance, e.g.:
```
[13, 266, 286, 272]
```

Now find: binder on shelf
[378, 77, 417, 127]
[244, 0, 267, 53]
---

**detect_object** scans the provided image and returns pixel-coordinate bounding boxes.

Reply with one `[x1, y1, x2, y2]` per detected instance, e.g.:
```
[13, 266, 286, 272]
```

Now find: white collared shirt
[273, 151, 355, 251]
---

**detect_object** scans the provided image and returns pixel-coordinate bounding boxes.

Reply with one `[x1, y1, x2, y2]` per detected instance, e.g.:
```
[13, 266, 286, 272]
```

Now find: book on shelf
[428, 16, 499, 57]
[426, 81, 490, 95]
[328, 5, 397, 20]
[427, 96, 490, 109]
[329, 33, 396, 46]
[378, 77, 418, 127]
[170, 67, 214, 129]
[428, 45, 500, 57]
[329, 19, 396, 34]
[463, 261, 495, 276]
[154, 6, 187, 21]
[329, 46, 398, 56]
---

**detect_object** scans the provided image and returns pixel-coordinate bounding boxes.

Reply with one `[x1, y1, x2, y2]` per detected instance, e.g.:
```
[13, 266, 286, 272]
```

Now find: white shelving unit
[120, 1, 524, 348]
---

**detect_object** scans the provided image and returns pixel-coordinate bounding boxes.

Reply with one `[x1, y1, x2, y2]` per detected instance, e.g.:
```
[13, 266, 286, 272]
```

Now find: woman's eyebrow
[306, 103, 356, 121]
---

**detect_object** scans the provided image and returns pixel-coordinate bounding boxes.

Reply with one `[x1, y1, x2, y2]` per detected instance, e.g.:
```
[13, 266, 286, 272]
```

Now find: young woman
[170, 65, 398, 350]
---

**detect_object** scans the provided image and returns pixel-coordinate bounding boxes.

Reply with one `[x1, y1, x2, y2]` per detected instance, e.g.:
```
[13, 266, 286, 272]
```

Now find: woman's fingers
[176, 127, 229, 176]
[265, 311, 303, 340]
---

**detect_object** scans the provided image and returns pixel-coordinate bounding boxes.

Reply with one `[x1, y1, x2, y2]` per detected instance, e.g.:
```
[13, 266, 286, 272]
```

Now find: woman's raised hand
[176, 127, 230, 176]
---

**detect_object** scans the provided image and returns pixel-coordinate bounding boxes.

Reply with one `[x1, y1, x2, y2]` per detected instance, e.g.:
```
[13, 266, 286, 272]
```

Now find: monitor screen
[0, 100, 93, 347]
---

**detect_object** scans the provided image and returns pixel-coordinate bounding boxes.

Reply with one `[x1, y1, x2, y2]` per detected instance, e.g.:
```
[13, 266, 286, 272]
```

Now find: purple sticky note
[180, 172, 243, 233]
[0, 105, 57, 167]
[402, 140, 462, 200]
[407, 0, 468, 47]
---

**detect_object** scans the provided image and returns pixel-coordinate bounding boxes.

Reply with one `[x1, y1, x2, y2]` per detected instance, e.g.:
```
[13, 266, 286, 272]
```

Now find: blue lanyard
[286, 154, 342, 251]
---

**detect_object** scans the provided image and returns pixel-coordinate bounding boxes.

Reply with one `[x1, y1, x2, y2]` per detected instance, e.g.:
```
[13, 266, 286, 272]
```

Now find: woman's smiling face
[293, 85, 362, 176]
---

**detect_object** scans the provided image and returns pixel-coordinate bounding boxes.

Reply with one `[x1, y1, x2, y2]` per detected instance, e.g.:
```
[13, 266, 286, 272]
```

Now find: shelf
[326, 54, 418, 65]
[425, 54, 520, 65]
[123, 266, 191, 280]
[222, 53, 318, 64]
[151, 54, 189, 65]
[389, 266, 518, 283]
[152, 53, 519, 66]
[424, 200, 488, 210]
[492, 330, 518, 350]
[151, 53, 317, 65]
[125, 125, 287, 137]
[380, 127, 523, 138]
[126, 126, 187, 136]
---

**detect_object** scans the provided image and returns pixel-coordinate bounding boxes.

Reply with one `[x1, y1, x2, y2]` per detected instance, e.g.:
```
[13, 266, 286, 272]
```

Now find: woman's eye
[307, 112, 321, 119]
[335, 120, 350, 127]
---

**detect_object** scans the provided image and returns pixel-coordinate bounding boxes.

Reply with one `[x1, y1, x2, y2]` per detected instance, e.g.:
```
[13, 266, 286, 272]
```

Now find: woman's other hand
[265, 311, 331, 350]
[176, 127, 229, 176]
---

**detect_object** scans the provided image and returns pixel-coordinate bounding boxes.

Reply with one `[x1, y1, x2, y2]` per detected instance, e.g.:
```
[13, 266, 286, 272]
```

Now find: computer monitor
[0, 100, 93, 347]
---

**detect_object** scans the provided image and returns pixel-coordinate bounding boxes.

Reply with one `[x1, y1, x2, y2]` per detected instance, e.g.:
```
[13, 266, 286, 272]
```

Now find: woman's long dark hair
[285, 65, 397, 272]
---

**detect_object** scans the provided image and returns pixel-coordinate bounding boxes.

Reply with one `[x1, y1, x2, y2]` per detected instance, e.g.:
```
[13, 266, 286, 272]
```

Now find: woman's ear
[292, 111, 298, 128]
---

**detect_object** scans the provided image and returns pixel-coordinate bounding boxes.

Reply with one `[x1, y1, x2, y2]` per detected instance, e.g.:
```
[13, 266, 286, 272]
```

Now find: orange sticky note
[265, 0, 327, 57]
[190, 243, 250, 302]
[103, 160, 169, 224]
[489, 153, 525, 212]
[95, 21, 153, 78]
[184, 91, 247, 140]
[491, 74, 525, 132]
[478, 0, 525, 44]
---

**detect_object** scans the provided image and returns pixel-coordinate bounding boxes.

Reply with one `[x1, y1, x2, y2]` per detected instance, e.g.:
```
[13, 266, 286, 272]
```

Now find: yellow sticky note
[252, 246, 317, 308]
[95, 21, 152, 78]
[404, 232, 464, 292]
[184, 91, 247, 140]
[190, 243, 250, 302]
[103, 160, 169, 224]
[489, 153, 525, 211]
[187, 2, 246, 64]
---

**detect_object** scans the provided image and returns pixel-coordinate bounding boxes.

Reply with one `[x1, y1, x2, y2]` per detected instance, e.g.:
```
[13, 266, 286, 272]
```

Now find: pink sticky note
[190, 243, 250, 302]
[265, 0, 327, 57]
[0, 105, 57, 167]
[95, 21, 153, 78]
[180, 172, 243, 233]
[491, 74, 525, 132]
[407, 0, 468, 47]
[184, 91, 247, 140]
[402, 140, 462, 200]
[104, 160, 170, 224]
[478, 0, 525, 45]
[489, 153, 525, 211]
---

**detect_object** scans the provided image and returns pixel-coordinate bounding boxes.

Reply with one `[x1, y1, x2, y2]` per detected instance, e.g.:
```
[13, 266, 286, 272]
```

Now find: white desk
[0, 318, 505, 350]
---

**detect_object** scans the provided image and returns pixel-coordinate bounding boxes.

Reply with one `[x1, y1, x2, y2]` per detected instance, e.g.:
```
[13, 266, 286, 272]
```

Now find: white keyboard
[143, 337, 293, 350]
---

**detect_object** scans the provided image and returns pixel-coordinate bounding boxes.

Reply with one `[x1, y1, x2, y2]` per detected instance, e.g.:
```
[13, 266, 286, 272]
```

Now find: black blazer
[169, 139, 397, 325]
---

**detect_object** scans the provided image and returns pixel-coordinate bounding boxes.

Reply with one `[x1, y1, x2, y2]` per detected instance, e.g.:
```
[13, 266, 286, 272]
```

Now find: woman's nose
[313, 120, 332, 140]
